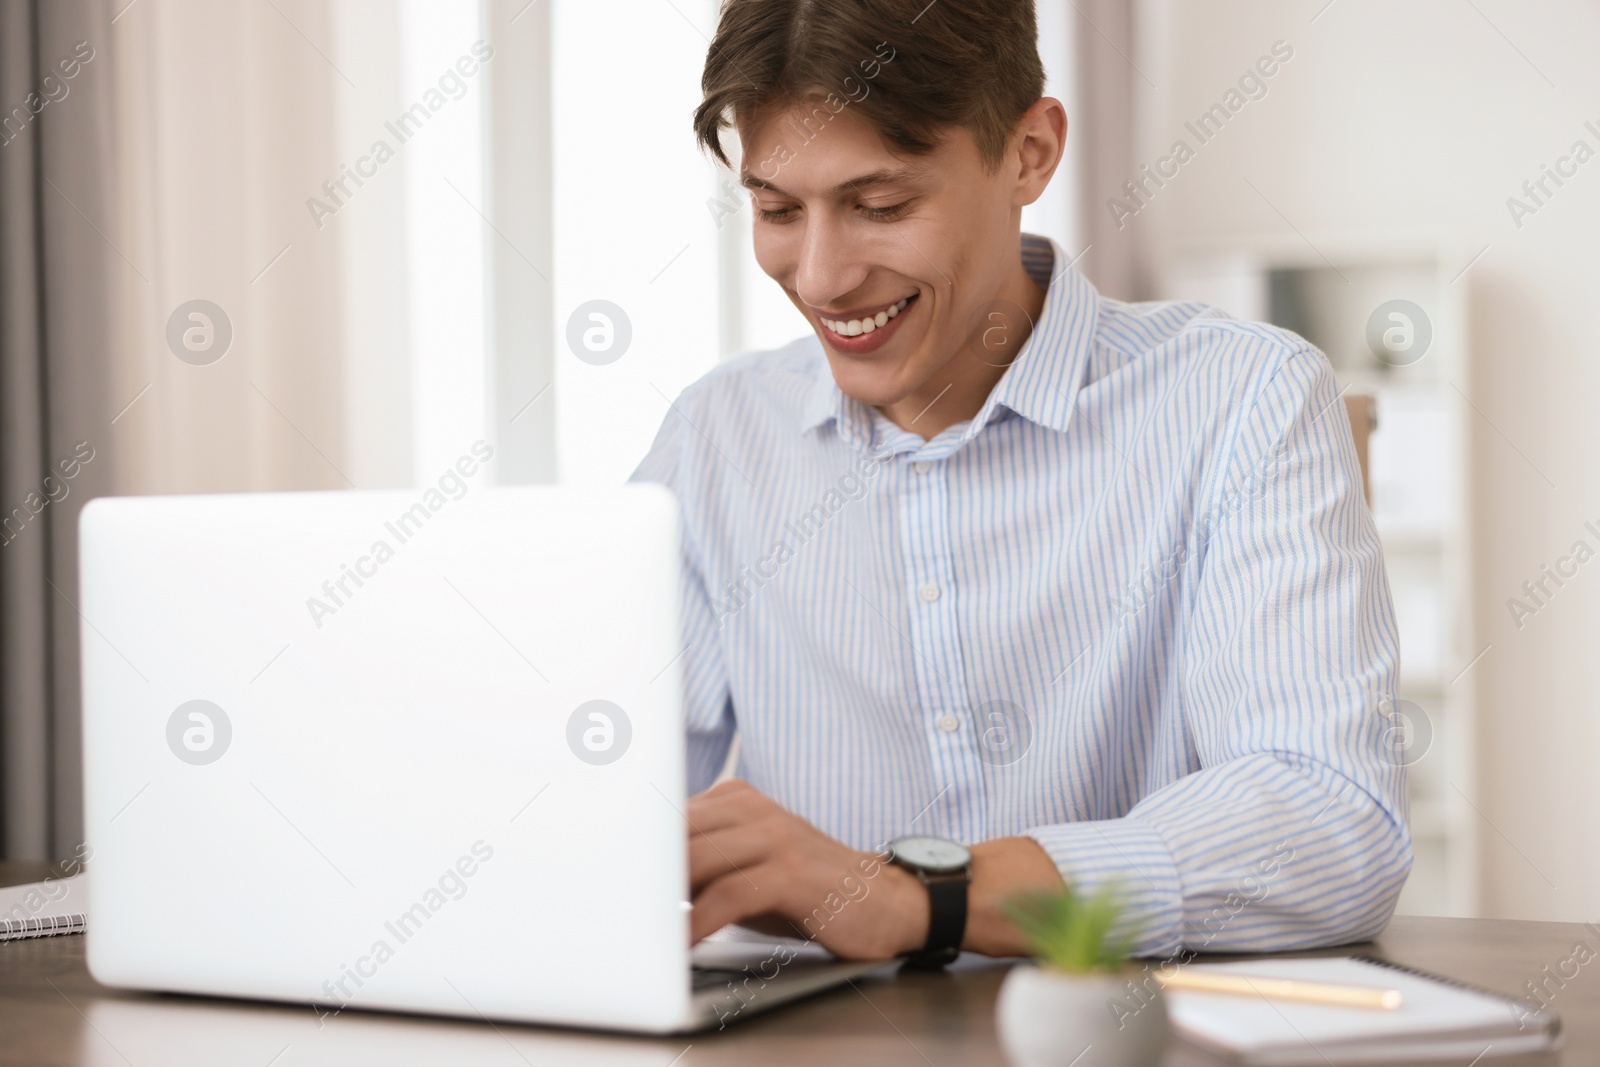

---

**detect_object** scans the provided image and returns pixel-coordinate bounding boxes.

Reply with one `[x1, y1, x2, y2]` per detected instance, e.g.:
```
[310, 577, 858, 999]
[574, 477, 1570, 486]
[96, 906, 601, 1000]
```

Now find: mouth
[814, 293, 919, 355]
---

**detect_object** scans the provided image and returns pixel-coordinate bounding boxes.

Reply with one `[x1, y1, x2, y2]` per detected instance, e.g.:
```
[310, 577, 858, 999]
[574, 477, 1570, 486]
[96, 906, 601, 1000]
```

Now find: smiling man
[632, 0, 1410, 965]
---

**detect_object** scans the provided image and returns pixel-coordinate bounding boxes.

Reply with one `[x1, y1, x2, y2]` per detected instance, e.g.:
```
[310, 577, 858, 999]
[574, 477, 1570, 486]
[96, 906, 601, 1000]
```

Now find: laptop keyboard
[691, 967, 751, 991]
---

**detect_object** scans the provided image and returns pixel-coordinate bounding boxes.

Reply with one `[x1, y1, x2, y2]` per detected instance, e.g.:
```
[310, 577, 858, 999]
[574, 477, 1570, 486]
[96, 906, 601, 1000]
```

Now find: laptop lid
[79, 485, 692, 1032]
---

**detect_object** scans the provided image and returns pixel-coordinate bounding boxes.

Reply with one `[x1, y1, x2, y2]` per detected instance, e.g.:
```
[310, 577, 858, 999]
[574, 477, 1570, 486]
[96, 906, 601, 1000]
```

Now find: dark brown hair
[694, 0, 1045, 172]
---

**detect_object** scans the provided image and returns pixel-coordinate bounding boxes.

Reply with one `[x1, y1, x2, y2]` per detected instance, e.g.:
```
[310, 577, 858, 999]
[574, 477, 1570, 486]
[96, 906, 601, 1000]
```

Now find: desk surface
[0, 861, 1584, 1066]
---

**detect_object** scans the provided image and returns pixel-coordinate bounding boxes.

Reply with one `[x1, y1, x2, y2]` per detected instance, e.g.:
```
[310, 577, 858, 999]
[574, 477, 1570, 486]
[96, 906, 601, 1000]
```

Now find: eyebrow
[740, 166, 927, 197]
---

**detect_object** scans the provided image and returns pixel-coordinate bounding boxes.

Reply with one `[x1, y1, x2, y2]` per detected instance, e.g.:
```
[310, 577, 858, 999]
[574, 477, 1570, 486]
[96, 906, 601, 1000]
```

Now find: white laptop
[78, 486, 886, 1033]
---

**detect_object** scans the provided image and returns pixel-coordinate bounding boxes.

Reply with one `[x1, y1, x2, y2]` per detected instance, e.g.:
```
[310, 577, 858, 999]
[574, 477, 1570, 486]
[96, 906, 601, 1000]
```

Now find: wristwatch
[887, 834, 973, 968]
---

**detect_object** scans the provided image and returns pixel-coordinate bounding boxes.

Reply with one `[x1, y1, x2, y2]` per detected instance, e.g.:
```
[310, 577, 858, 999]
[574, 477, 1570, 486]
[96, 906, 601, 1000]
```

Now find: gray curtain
[0, 0, 116, 861]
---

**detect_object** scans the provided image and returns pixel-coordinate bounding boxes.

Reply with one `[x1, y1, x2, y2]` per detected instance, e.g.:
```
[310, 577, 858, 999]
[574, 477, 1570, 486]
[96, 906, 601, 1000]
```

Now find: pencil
[1155, 969, 1403, 1010]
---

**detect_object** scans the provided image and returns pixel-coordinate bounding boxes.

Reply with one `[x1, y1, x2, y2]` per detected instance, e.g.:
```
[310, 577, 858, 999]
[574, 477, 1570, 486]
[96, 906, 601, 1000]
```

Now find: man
[632, 0, 1409, 965]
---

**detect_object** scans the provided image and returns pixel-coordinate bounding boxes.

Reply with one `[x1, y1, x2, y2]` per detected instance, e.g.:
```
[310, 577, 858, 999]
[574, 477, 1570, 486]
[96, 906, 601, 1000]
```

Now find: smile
[820, 295, 913, 337]
[814, 293, 919, 355]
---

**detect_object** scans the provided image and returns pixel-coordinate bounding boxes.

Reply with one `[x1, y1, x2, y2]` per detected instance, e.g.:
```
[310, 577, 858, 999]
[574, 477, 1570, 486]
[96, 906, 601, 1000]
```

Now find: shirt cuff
[1021, 816, 1185, 957]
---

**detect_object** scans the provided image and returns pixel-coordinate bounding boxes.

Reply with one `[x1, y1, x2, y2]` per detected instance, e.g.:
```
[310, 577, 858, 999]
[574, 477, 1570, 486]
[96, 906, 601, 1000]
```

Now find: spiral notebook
[0, 873, 87, 941]
[1166, 956, 1561, 1065]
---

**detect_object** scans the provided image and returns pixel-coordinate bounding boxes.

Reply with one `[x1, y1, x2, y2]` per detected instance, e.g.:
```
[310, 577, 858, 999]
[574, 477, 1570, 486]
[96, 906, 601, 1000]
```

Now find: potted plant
[995, 884, 1169, 1067]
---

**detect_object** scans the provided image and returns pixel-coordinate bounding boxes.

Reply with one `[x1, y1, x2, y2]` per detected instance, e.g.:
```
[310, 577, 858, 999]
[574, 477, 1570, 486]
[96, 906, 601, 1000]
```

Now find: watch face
[891, 835, 972, 873]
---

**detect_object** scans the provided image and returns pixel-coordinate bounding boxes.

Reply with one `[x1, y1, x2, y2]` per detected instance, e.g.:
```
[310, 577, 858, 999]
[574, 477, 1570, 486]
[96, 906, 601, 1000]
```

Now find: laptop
[78, 485, 888, 1033]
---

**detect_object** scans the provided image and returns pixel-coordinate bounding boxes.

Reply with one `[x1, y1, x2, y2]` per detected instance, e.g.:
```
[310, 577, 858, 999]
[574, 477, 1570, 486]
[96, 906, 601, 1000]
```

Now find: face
[737, 99, 1042, 412]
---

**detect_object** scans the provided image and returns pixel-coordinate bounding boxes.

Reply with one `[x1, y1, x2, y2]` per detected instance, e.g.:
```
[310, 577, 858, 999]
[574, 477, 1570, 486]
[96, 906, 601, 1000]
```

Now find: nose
[793, 213, 870, 310]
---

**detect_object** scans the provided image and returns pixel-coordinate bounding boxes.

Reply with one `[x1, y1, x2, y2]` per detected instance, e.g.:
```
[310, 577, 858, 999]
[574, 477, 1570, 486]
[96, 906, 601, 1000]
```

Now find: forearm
[874, 837, 1064, 958]
[961, 837, 1067, 956]
[1021, 756, 1410, 956]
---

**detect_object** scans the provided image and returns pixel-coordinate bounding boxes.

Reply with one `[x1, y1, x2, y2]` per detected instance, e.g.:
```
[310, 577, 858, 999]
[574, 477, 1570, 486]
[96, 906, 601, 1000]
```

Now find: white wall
[1138, 0, 1600, 921]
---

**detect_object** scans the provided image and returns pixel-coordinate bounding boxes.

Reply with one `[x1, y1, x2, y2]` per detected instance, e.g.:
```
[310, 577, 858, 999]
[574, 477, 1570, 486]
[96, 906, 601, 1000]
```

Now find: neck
[878, 258, 1047, 440]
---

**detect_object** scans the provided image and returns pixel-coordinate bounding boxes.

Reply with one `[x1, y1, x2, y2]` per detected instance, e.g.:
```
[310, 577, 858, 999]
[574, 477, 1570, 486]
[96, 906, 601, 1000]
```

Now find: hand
[685, 779, 1068, 958]
[686, 779, 927, 959]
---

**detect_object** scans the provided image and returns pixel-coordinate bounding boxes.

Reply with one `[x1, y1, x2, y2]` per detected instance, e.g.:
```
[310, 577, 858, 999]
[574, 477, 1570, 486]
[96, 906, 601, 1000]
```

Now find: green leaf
[1002, 882, 1139, 973]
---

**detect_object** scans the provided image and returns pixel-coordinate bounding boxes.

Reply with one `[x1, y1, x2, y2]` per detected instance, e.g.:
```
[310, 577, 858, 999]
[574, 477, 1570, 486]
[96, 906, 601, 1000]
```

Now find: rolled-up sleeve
[1024, 343, 1411, 956]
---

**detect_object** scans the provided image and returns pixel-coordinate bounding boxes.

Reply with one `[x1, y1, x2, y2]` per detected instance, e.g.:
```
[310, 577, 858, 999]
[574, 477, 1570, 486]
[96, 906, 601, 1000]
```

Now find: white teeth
[823, 297, 912, 337]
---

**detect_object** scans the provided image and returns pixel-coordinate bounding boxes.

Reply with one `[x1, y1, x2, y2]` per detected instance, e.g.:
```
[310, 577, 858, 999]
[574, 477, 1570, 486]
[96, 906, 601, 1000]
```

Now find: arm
[685, 780, 1064, 957]
[1020, 343, 1412, 956]
[631, 399, 736, 792]
[681, 345, 1408, 960]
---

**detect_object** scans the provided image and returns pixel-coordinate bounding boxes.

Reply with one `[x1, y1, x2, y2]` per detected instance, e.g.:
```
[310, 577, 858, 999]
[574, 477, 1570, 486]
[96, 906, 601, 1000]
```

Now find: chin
[822, 354, 918, 410]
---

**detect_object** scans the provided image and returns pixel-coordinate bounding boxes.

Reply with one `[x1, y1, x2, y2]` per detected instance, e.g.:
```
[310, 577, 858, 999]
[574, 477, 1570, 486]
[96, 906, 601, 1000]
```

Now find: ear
[1010, 97, 1067, 208]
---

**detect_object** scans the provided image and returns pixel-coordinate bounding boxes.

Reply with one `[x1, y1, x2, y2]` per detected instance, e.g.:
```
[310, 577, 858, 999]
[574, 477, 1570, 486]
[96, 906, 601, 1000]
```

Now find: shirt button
[919, 583, 941, 603]
[938, 715, 960, 733]
[913, 461, 932, 474]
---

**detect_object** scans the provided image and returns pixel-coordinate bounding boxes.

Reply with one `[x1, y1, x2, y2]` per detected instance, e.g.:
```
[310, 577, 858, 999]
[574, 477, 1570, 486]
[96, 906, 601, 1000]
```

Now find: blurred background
[1, 0, 1596, 926]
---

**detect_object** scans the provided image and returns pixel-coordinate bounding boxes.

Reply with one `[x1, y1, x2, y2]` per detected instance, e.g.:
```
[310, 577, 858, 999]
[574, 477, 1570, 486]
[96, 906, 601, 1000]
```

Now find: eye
[861, 201, 911, 222]
[755, 203, 798, 223]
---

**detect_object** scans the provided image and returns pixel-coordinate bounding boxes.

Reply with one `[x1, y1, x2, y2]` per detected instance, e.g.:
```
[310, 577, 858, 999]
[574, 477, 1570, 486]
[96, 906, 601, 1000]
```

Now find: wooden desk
[0, 861, 1582, 1065]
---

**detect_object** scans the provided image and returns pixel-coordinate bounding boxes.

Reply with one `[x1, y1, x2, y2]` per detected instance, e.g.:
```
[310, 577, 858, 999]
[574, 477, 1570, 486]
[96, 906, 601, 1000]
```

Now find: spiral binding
[1356, 954, 1561, 1037]
[0, 912, 87, 941]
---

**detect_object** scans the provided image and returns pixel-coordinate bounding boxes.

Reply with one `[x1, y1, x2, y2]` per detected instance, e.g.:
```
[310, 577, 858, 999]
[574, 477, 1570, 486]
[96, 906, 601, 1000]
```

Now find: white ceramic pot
[996, 964, 1170, 1067]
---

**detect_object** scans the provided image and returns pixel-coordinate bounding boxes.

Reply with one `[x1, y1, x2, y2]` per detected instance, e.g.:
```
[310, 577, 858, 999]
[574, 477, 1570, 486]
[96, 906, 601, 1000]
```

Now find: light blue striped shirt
[632, 233, 1410, 955]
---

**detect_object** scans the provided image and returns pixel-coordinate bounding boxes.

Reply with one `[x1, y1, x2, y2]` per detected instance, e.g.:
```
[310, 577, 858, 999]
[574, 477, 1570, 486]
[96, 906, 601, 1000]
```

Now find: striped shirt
[631, 233, 1410, 955]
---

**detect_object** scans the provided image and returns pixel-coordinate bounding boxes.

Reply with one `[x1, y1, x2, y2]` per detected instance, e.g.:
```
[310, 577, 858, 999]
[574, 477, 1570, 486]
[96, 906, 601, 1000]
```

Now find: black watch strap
[905, 871, 967, 969]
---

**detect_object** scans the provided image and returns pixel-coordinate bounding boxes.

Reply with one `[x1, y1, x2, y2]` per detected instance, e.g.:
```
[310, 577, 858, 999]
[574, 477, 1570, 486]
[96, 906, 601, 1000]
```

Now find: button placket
[896, 455, 984, 841]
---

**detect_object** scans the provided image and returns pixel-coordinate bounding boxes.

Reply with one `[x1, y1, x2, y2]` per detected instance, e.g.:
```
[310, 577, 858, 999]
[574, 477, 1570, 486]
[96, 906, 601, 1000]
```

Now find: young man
[633, 0, 1409, 965]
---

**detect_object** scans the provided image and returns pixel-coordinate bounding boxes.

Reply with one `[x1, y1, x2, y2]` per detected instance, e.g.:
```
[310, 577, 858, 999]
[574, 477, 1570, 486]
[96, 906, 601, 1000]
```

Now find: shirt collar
[799, 233, 1099, 446]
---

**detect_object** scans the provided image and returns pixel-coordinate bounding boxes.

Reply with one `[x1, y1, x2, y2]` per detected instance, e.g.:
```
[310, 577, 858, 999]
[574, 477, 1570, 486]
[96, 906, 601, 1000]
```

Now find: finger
[690, 864, 780, 944]
[693, 777, 751, 799]
[685, 779, 768, 834]
[688, 825, 776, 894]
[732, 915, 814, 941]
